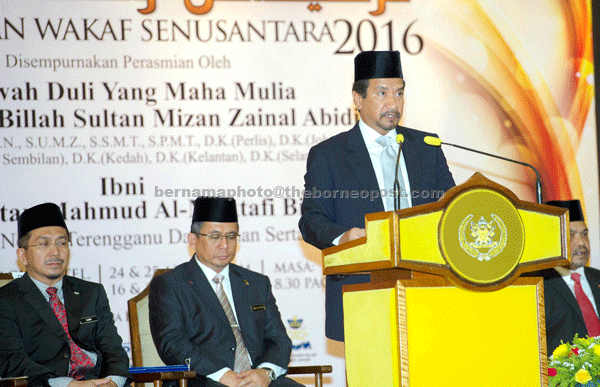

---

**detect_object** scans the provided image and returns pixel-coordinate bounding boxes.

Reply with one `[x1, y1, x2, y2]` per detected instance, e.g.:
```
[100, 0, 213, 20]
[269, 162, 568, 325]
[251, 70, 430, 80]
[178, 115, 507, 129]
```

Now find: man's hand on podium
[340, 228, 366, 245]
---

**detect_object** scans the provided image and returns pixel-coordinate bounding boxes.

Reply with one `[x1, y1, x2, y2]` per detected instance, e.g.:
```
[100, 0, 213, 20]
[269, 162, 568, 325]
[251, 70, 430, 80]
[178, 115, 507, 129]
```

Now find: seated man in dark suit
[0, 203, 132, 387]
[149, 197, 302, 387]
[539, 200, 600, 355]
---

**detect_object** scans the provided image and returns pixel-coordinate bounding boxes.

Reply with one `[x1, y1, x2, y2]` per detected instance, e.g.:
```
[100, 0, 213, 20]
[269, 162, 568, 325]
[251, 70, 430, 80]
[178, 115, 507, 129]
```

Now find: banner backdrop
[0, 0, 596, 385]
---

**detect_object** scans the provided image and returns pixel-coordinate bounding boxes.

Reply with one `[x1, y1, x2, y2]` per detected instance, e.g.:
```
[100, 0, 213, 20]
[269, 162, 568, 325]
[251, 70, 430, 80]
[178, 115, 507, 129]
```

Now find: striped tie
[213, 274, 252, 372]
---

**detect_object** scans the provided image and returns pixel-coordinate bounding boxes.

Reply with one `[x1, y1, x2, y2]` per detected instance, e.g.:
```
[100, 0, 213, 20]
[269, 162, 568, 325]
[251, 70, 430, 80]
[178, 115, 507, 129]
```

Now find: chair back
[128, 269, 171, 367]
[0, 272, 24, 288]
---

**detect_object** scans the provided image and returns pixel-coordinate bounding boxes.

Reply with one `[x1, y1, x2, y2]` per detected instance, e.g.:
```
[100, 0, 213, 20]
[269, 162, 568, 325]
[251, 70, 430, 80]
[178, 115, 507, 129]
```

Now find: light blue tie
[376, 136, 409, 210]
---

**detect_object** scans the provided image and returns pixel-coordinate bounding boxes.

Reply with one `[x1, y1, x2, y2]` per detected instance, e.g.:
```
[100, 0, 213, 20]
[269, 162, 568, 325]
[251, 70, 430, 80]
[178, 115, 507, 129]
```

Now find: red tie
[47, 287, 95, 380]
[570, 273, 600, 337]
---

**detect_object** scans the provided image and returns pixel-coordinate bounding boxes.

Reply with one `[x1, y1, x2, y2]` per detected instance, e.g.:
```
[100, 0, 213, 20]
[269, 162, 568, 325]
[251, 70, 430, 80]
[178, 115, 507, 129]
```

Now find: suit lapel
[19, 274, 70, 345]
[584, 268, 600, 314]
[547, 274, 584, 321]
[346, 124, 384, 213]
[63, 278, 83, 337]
[186, 257, 231, 327]
[398, 126, 422, 198]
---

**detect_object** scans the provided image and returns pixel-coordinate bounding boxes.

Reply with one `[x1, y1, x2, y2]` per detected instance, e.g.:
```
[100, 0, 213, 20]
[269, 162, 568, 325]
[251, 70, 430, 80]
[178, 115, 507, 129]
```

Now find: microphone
[424, 136, 543, 204]
[394, 134, 405, 211]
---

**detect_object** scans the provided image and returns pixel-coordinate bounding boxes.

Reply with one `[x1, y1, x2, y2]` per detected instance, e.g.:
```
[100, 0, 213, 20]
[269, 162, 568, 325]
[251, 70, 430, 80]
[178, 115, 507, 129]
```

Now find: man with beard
[299, 50, 455, 342]
[0, 203, 132, 387]
[538, 200, 600, 355]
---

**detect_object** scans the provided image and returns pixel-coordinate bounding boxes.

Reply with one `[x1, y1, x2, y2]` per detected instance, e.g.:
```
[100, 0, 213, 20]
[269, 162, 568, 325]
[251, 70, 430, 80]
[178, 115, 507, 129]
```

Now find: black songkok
[354, 51, 403, 82]
[191, 197, 238, 231]
[18, 202, 68, 239]
[545, 200, 585, 222]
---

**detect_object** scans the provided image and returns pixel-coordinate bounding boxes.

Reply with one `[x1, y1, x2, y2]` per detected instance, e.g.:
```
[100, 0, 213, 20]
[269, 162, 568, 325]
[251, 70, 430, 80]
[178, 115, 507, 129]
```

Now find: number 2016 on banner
[334, 19, 423, 55]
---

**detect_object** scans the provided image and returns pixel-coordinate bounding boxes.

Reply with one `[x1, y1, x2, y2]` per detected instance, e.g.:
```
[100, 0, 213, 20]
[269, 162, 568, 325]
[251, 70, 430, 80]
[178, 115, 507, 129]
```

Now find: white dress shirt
[332, 120, 412, 245]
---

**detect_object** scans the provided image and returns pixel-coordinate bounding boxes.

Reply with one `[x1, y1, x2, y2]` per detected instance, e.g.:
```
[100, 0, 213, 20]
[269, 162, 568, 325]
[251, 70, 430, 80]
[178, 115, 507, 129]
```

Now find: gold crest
[439, 188, 524, 285]
[459, 214, 508, 261]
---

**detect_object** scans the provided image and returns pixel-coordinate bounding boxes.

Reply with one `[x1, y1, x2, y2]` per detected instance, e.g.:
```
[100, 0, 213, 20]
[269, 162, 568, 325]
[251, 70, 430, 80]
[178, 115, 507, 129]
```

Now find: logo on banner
[287, 315, 311, 350]
[138, 0, 408, 16]
[458, 214, 507, 261]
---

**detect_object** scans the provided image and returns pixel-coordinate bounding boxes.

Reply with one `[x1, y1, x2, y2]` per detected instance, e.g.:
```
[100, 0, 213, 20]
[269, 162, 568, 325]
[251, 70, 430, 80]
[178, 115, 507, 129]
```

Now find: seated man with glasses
[149, 197, 302, 387]
[0, 203, 132, 387]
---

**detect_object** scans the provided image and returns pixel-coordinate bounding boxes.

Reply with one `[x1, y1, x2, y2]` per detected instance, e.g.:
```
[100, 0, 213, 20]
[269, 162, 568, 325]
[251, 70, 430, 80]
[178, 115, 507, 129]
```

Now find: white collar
[195, 255, 230, 283]
[359, 119, 397, 145]
[555, 265, 585, 279]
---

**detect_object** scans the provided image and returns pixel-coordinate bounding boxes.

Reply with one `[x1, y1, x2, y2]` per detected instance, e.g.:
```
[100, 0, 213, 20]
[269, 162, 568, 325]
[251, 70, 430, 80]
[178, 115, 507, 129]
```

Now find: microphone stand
[440, 141, 543, 204]
[393, 134, 404, 211]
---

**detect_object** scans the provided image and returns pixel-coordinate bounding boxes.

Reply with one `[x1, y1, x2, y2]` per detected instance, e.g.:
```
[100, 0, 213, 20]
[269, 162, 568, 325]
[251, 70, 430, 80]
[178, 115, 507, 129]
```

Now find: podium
[323, 173, 569, 387]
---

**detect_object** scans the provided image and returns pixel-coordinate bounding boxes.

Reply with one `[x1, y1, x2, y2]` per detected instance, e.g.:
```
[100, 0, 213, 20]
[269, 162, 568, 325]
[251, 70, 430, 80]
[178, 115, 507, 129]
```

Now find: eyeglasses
[197, 233, 240, 243]
[27, 239, 71, 251]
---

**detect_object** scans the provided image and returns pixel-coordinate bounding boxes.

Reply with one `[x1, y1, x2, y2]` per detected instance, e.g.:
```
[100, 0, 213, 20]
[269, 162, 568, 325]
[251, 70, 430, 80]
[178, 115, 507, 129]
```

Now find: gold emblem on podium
[459, 214, 508, 261]
[440, 189, 525, 285]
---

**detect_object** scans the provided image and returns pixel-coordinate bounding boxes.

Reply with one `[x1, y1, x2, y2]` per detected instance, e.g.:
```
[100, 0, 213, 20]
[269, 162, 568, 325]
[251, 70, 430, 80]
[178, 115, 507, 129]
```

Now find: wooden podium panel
[344, 286, 401, 387]
[343, 278, 547, 387]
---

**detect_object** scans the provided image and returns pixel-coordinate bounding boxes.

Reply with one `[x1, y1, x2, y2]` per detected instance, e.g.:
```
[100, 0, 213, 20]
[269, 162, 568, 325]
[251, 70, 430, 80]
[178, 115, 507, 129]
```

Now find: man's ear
[16, 248, 27, 267]
[187, 233, 197, 247]
[352, 91, 363, 111]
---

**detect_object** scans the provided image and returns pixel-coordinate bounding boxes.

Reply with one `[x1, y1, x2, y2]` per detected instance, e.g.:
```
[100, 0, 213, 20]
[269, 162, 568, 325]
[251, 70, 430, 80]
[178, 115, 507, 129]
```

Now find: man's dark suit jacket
[537, 267, 600, 355]
[299, 123, 455, 341]
[149, 257, 292, 382]
[0, 273, 132, 386]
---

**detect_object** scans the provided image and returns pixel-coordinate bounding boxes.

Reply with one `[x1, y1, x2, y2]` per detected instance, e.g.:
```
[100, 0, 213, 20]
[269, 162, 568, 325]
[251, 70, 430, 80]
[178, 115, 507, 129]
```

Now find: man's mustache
[45, 259, 65, 264]
[380, 110, 400, 118]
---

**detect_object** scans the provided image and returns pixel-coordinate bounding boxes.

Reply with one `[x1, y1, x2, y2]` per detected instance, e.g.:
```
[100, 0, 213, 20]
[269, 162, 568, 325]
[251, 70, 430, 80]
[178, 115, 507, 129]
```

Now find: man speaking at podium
[539, 200, 600, 354]
[299, 50, 455, 342]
